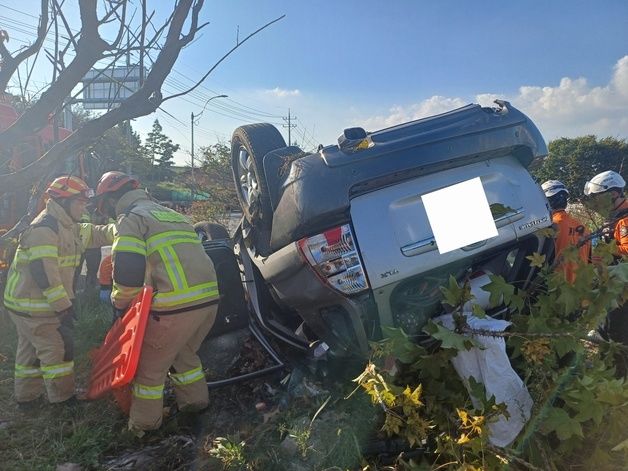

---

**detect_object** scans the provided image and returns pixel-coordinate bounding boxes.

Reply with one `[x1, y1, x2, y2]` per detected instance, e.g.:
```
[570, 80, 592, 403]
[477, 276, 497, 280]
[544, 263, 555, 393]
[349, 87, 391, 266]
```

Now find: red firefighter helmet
[46, 175, 94, 200]
[95, 171, 140, 197]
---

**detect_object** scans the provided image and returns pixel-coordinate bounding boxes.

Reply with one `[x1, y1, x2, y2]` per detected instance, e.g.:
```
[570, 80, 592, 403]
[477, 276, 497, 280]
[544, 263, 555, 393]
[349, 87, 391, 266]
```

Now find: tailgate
[350, 156, 550, 290]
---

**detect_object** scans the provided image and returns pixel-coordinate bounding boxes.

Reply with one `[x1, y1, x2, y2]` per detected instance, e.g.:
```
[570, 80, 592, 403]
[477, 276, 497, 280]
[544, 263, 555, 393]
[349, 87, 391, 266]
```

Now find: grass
[0, 290, 378, 470]
[0, 291, 132, 470]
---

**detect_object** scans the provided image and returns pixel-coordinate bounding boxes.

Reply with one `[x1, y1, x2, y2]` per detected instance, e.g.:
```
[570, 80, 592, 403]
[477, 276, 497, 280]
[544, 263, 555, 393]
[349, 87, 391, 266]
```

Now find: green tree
[187, 142, 238, 224]
[143, 119, 180, 181]
[155, 139, 179, 181]
[86, 123, 149, 180]
[531, 136, 628, 199]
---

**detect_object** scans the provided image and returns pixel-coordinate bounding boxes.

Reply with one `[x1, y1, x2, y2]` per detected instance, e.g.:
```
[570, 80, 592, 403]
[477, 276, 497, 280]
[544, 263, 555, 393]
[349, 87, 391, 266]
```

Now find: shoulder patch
[620, 225, 628, 237]
[150, 209, 189, 224]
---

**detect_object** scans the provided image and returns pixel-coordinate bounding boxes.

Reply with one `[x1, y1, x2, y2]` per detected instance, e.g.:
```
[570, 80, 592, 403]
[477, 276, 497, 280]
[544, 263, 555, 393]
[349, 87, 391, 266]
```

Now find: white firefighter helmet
[583, 170, 626, 196]
[541, 180, 569, 198]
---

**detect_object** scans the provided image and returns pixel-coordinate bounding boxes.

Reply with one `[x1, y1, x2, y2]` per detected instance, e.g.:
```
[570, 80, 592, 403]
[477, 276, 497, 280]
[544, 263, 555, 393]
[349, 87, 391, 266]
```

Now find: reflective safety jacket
[3, 199, 115, 315]
[612, 199, 628, 257]
[551, 210, 591, 283]
[111, 189, 219, 312]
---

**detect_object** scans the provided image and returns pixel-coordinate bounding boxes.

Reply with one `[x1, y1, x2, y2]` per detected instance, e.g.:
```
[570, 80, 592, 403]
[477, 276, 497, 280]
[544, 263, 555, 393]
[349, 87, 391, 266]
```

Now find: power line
[0, 8, 286, 125]
[1, 6, 315, 149]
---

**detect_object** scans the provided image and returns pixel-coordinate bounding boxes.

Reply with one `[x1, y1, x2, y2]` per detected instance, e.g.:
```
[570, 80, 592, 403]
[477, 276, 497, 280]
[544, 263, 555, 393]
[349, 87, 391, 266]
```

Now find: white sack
[434, 313, 533, 447]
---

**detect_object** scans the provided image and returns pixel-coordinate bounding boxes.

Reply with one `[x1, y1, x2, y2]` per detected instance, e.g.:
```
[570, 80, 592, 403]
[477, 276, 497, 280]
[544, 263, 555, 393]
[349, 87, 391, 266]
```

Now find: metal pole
[190, 111, 195, 184]
[190, 94, 228, 183]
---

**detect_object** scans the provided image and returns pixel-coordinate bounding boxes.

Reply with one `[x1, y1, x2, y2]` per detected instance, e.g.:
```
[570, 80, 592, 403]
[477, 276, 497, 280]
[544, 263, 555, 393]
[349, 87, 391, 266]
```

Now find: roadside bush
[354, 240, 628, 470]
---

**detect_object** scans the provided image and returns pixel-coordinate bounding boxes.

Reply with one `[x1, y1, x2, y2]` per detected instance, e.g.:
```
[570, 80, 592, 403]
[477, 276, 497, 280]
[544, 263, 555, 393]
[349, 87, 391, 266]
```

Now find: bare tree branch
[163, 14, 285, 103]
[53, 0, 78, 52]
[109, 0, 129, 49]
[99, 0, 127, 25]
[0, 0, 109, 153]
[0, 0, 49, 92]
[0, 0, 283, 201]
[0, 0, 199, 189]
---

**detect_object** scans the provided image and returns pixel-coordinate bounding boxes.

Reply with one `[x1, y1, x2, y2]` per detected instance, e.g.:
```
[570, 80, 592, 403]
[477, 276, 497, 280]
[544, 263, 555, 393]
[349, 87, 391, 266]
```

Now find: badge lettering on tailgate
[380, 269, 399, 279]
[519, 216, 549, 231]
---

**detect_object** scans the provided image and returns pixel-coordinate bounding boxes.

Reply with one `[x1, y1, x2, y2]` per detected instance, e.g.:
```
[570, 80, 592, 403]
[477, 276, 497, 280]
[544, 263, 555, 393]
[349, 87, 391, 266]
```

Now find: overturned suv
[219, 101, 552, 358]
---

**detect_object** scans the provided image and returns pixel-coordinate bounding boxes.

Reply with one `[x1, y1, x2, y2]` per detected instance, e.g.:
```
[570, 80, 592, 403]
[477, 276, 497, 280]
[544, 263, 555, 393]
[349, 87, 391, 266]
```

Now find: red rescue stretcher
[87, 287, 153, 413]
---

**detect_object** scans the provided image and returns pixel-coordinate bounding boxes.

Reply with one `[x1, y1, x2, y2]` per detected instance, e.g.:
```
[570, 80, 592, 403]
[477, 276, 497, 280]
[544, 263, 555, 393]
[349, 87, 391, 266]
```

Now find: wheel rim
[237, 146, 259, 208]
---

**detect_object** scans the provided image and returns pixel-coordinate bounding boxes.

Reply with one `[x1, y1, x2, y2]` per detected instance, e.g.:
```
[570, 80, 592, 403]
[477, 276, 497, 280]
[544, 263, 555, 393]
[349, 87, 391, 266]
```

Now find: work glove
[601, 223, 614, 244]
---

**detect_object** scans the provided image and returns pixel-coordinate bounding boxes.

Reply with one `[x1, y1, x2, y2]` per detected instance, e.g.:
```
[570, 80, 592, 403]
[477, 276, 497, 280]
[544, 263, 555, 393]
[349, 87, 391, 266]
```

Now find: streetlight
[190, 94, 228, 185]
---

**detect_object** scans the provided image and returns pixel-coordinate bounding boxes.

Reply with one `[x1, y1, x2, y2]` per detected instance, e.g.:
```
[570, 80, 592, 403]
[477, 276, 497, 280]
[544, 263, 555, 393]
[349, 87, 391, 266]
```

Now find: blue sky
[2, 1, 628, 164]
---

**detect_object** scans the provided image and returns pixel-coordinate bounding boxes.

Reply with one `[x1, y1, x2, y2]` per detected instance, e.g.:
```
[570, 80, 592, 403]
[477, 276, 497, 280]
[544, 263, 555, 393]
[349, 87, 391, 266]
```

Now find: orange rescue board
[87, 287, 153, 401]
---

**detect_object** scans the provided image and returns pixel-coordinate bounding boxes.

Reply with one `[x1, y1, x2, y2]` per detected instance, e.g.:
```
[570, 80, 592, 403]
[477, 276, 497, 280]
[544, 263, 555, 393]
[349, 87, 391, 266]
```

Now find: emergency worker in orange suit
[584, 170, 628, 258]
[95, 171, 219, 434]
[584, 170, 628, 347]
[541, 180, 591, 283]
[3, 176, 114, 408]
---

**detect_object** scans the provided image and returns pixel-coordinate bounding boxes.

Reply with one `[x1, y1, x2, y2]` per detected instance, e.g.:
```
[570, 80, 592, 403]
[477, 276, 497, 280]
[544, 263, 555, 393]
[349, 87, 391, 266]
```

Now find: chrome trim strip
[400, 207, 524, 257]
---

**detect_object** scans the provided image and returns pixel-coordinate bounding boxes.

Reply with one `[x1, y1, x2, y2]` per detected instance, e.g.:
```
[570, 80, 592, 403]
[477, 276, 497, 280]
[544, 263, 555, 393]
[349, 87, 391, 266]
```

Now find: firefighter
[583, 170, 628, 257]
[3, 176, 114, 408]
[541, 180, 591, 283]
[583, 170, 628, 348]
[95, 171, 219, 434]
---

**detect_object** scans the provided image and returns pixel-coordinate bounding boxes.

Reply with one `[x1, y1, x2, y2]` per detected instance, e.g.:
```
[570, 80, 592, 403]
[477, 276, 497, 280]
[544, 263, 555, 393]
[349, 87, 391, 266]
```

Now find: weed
[0, 293, 128, 470]
[206, 435, 248, 470]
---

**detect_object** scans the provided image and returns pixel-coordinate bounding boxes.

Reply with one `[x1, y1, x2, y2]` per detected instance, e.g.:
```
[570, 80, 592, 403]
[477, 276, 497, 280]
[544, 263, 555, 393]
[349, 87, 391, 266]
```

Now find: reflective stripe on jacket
[3, 199, 115, 314]
[111, 189, 218, 312]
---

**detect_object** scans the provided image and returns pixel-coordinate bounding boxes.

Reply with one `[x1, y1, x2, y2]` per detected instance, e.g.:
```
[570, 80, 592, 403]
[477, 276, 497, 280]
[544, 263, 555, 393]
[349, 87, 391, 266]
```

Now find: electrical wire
[0, 3, 321, 146]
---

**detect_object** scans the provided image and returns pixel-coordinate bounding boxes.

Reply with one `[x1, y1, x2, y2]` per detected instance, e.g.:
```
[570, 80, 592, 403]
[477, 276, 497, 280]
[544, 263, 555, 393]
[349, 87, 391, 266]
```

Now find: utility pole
[282, 108, 297, 146]
[190, 111, 195, 184]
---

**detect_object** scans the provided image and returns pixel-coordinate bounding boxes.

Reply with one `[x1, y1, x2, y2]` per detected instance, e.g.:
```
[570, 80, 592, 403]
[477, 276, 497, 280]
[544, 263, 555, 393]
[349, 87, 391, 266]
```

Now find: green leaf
[423, 320, 476, 351]
[541, 407, 584, 440]
[552, 336, 579, 358]
[440, 275, 471, 308]
[526, 252, 546, 268]
[471, 303, 486, 318]
[535, 227, 556, 239]
[596, 379, 628, 406]
[482, 275, 514, 308]
[555, 283, 581, 317]
[381, 326, 425, 364]
[608, 263, 628, 284]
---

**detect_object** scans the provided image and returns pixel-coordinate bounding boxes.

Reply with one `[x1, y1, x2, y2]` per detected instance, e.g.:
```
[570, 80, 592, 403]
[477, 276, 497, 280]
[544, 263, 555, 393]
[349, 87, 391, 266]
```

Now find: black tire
[193, 221, 230, 242]
[231, 123, 286, 225]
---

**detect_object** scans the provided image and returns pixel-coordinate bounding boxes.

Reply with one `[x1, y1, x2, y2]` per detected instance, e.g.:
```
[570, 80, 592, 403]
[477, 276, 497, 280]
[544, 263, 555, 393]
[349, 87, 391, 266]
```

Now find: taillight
[297, 224, 369, 295]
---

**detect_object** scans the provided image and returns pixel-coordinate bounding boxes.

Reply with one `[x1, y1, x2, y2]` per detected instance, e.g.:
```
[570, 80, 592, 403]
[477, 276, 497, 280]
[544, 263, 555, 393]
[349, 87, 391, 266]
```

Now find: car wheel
[231, 123, 286, 225]
[194, 221, 230, 242]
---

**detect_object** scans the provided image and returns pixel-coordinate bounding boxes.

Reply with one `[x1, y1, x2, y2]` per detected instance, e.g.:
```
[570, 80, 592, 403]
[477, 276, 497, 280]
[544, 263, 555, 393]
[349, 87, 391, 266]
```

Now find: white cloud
[361, 96, 466, 130]
[362, 56, 628, 140]
[264, 87, 301, 98]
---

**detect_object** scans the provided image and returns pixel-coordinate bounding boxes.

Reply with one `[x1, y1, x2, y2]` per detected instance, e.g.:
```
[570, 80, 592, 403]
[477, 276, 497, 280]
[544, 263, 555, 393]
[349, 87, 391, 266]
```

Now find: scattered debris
[102, 435, 195, 470]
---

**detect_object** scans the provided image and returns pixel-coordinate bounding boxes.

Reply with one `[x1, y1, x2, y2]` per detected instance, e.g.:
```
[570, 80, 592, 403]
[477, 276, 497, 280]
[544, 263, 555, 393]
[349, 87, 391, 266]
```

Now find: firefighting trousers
[9, 311, 75, 403]
[128, 304, 217, 431]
